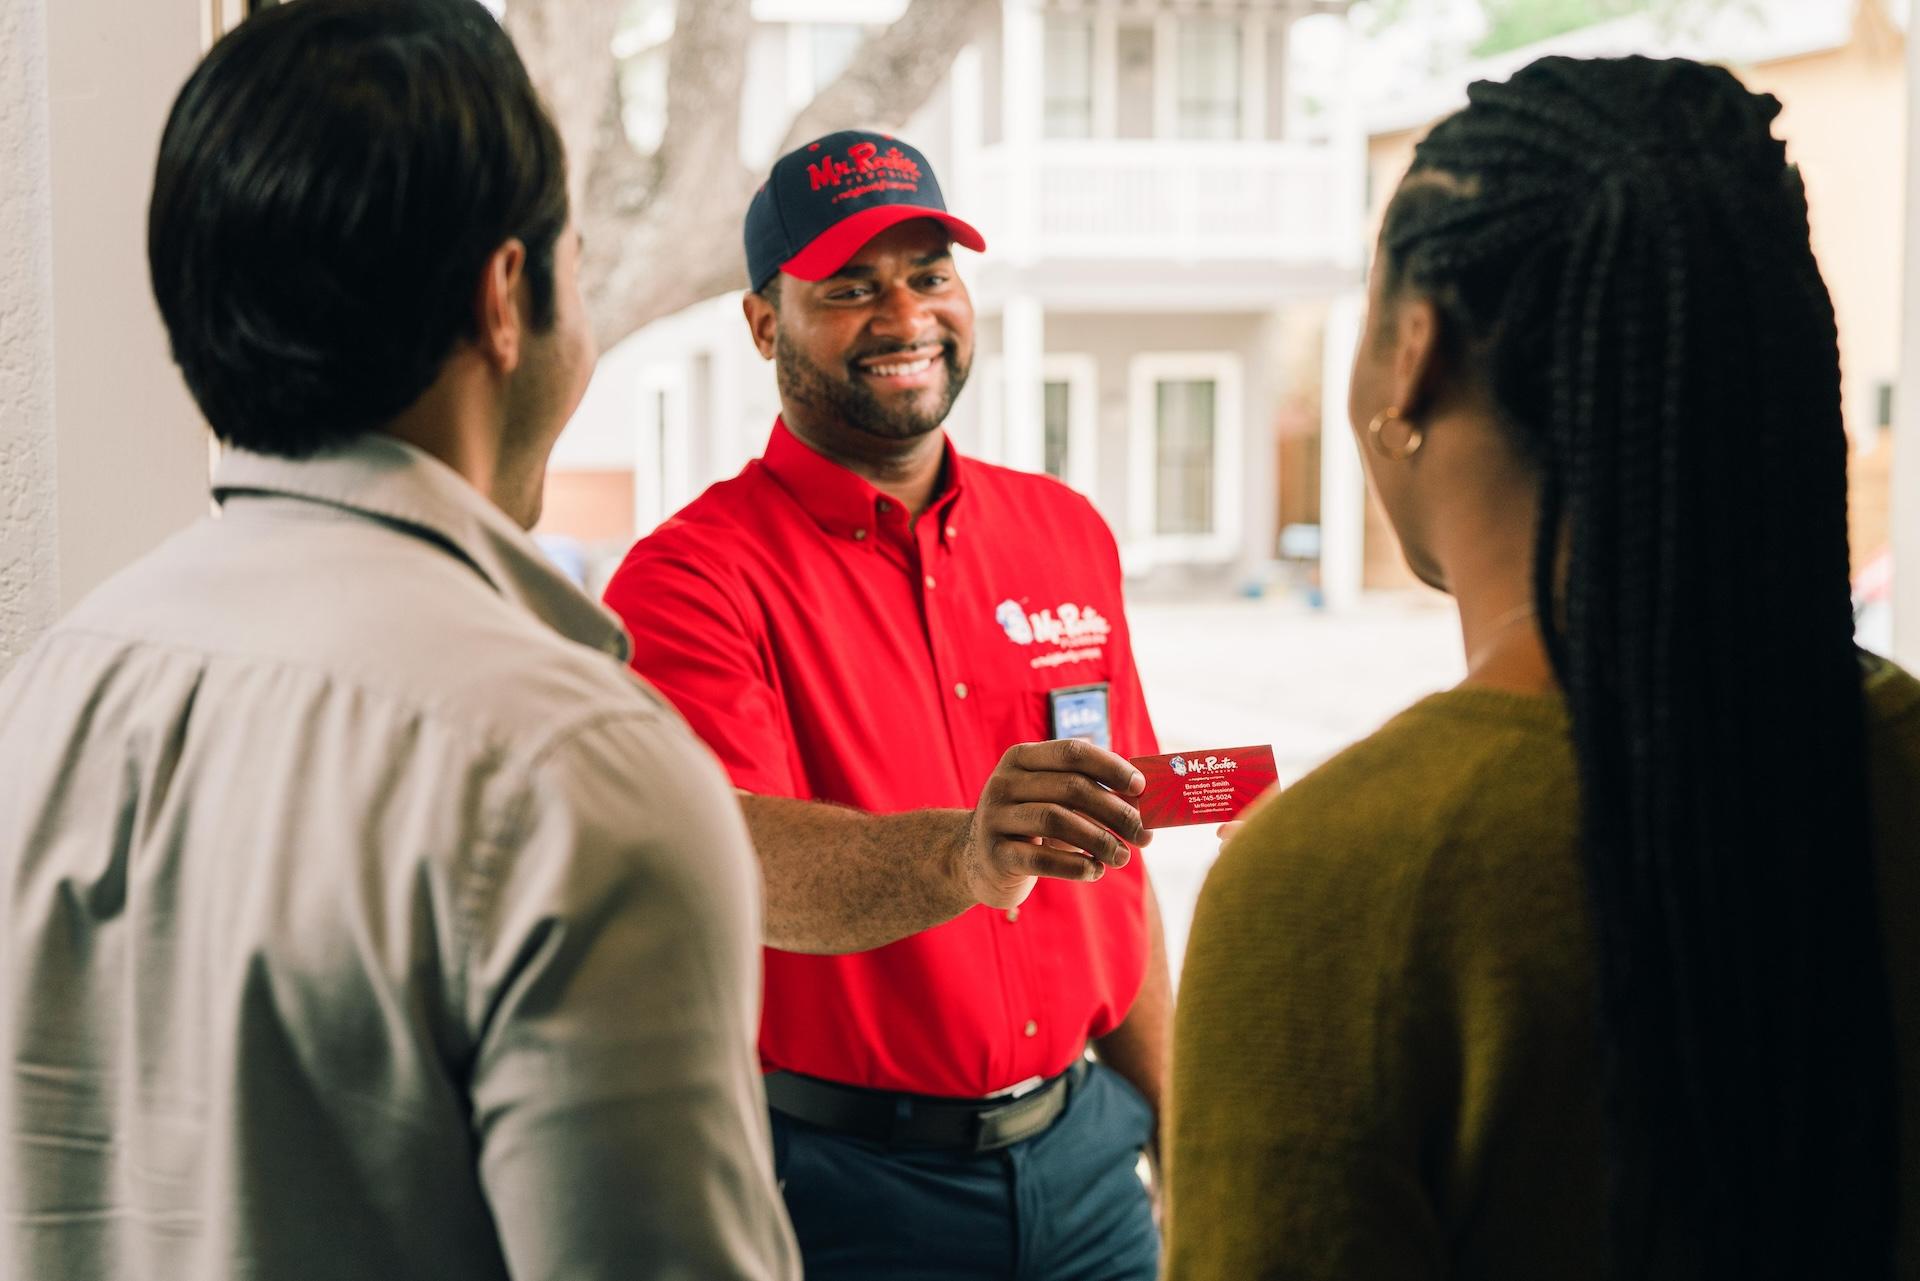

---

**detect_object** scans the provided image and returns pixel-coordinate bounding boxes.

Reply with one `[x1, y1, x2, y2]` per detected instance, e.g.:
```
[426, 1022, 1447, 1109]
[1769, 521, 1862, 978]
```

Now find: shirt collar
[760, 417, 965, 545]
[211, 434, 631, 662]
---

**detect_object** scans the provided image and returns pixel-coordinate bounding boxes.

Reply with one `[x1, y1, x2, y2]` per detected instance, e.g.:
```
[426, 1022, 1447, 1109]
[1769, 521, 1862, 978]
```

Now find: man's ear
[742, 286, 779, 360]
[475, 237, 528, 373]
[1387, 294, 1446, 420]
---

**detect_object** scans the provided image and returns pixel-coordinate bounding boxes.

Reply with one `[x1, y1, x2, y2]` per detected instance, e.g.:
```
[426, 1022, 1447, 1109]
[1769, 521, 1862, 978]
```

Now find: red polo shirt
[602, 419, 1156, 1098]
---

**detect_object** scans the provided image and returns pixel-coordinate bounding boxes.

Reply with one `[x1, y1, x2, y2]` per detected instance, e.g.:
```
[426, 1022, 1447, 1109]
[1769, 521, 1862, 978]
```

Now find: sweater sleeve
[1164, 781, 1446, 1281]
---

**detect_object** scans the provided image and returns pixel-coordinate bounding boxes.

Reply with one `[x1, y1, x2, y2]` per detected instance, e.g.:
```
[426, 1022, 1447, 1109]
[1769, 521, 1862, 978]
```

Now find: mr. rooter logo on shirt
[994, 599, 1113, 672]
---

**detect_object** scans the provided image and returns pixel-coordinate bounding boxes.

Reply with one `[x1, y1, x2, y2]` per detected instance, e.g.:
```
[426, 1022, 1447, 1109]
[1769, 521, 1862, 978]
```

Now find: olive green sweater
[1166, 658, 1920, 1280]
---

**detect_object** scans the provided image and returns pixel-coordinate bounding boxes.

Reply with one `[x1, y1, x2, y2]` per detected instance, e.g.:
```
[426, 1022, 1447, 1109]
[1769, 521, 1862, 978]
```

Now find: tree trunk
[502, 0, 997, 352]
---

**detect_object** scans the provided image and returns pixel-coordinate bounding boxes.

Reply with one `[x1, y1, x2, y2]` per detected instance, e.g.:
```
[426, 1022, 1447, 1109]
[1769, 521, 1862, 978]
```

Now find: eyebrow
[825, 251, 954, 281]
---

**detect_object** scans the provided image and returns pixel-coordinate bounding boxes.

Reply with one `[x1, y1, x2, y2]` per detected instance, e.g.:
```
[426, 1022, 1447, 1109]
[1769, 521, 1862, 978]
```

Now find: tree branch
[501, 0, 624, 213]
[514, 0, 997, 351]
[779, 0, 997, 155]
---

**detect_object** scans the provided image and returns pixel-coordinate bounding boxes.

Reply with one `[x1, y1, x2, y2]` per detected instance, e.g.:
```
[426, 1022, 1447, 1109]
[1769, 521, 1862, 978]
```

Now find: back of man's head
[148, 0, 568, 459]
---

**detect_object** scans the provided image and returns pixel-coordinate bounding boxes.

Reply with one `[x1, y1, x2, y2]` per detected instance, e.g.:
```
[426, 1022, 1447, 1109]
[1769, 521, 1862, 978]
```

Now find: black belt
[765, 1058, 1089, 1154]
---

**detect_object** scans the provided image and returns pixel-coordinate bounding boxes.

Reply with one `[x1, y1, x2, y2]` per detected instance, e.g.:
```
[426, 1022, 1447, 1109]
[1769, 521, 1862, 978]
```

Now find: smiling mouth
[855, 346, 945, 382]
[864, 355, 937, 377]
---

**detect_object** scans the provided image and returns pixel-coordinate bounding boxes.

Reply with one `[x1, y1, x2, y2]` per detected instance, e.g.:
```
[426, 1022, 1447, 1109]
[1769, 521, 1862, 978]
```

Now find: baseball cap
[744, 130, 986, 293]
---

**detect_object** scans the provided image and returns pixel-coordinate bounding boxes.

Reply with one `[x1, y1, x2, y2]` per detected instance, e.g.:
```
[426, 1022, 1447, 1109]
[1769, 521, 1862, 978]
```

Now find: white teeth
[865, 357, 935, 377]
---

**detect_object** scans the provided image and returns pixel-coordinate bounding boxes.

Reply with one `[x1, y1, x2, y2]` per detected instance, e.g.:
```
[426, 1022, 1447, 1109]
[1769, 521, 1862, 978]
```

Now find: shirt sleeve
[603, 542, 799, 798]
[464, 712, 801, 1281]
[1163, 796, 1443, 1281]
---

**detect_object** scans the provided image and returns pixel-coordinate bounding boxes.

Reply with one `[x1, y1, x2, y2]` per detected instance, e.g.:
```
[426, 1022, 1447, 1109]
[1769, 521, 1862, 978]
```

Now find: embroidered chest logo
[994, 599, 1112, 671]
[806, 141, 924, 206]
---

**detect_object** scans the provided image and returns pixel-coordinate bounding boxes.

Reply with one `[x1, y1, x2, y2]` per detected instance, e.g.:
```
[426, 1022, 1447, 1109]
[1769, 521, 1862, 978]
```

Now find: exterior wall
[49, 0, 210, 612]
[1740, 10, 1906, 569]
[1, 0, 209, 675]
[1359, 10, 1906, 583]
[539, 470, 637, 544]
[0, 0, 58, 672]
[1000, 310, 1271, 571]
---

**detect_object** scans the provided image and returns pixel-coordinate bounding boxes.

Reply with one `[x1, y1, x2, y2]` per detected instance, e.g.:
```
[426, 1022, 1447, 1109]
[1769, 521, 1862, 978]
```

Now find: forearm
[740, 793, 976, 954]
[1093, 871, 1172, 1134]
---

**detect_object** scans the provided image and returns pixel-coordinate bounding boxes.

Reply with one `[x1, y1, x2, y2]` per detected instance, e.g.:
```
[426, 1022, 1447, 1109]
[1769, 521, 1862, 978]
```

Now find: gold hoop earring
[1367, 407, 1424, 462]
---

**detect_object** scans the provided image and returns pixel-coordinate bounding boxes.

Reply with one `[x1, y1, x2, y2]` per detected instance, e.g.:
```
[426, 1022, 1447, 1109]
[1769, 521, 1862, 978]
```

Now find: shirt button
[954, 682, 969, 700]
[1006, 907, 1020, 923]
[924, 575, 937, 590]
[1023, 1020, 1038, 1038]
[946, 524, 958, 539]
[853, 528, 867, 541]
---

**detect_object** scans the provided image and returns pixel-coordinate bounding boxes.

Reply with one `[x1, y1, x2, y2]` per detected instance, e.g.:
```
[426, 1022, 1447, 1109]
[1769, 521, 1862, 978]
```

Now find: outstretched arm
[742, 738, 1152, 954]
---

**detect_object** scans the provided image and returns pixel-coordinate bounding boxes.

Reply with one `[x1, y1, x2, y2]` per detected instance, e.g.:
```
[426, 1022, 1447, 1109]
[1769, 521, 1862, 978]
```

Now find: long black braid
[1380, 57, 1894, 1279]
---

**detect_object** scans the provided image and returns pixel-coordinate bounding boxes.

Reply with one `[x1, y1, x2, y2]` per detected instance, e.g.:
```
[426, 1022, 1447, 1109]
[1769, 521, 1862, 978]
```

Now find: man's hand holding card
[1127, 745, 1278, 829]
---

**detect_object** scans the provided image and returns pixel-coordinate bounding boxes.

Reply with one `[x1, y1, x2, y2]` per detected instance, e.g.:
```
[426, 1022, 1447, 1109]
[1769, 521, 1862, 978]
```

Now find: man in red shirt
[603, 131, 1166, 1279]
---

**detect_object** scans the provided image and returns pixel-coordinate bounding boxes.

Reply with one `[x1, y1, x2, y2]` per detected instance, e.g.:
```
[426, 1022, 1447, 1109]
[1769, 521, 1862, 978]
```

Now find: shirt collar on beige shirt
[211, 433, 631, 663]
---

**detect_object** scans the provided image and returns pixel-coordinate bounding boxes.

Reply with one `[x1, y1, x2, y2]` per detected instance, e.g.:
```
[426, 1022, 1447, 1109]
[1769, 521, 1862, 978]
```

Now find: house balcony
[958, 139, 1366, 311]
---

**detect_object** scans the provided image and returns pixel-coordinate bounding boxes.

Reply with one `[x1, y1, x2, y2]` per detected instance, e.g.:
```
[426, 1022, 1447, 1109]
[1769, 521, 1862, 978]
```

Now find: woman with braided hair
[1165, 55, 1919, 1281]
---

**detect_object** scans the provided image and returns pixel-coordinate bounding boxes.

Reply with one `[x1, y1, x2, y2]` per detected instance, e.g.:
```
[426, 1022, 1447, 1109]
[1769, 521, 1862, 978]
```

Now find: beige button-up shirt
[1, 437, 800, 1280]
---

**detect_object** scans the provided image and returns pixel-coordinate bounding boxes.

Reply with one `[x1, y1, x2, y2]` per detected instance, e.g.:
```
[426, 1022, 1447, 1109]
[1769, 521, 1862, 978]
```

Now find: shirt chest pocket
[971, 595, 1119, 750]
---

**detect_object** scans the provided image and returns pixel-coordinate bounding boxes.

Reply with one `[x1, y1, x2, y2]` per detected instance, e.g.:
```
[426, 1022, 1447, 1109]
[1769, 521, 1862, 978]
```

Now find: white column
[0, 0, 60, 673]
[1896, 14, 1920, 668]
[1091, 11, 1119, 140]
[1000, 0, 1043, 267]
[1001, 293, 1046, 474]
[1239, 313, 1283, 589]
[1241, 12, 1269, 142]
[1153, 13, 1178, 141]
[1327, 12, 1368, 273]
[1319, 291, 1367, 612]
[47, 0, 209, 613]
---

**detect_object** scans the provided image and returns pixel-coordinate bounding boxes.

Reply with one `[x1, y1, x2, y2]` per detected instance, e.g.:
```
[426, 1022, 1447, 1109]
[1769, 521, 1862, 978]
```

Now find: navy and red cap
[744, 130, 987, 292]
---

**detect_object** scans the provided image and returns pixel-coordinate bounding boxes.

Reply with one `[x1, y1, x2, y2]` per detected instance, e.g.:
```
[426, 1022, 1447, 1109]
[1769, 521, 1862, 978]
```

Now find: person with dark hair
[1165, 55, 1919, 1281]
[0, 2, 798, 1277]
[601, 131, 1168, 1279]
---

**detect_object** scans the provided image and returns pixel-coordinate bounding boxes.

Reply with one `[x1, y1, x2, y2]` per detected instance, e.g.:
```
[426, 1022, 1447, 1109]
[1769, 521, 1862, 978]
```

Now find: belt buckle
[971, 1080, 1055, 1153]
[971, 1105, 1011, 1154]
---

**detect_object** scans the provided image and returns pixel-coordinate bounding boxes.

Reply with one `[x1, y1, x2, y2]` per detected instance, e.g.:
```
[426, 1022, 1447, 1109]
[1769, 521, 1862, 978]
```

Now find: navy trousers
[770, 1061, 1160, 1280]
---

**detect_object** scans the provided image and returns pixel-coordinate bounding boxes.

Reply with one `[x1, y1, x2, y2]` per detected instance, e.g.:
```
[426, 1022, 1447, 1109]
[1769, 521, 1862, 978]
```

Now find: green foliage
[1356, 0, 1758, 56]
[1473, 0, 1642, 54]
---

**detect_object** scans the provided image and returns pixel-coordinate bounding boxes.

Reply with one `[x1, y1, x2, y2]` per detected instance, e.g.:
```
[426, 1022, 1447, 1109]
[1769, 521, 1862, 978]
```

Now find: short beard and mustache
[775, 328, 971, 443]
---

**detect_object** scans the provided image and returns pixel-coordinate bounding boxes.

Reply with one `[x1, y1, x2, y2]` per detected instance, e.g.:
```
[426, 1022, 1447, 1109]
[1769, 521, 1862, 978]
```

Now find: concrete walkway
[1127, 593, 1464, 982]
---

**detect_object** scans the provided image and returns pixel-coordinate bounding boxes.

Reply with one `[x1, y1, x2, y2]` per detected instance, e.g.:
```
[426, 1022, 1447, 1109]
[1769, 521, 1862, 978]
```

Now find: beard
[775, 327, 971, 443]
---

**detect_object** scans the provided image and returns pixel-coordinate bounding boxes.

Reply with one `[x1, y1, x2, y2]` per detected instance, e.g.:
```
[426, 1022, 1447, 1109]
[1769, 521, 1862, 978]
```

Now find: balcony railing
[964, 139, 1363, 268]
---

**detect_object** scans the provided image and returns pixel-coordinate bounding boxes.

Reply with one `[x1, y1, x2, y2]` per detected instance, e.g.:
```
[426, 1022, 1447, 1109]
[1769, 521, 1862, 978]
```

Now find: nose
[867, 281, 934, 345]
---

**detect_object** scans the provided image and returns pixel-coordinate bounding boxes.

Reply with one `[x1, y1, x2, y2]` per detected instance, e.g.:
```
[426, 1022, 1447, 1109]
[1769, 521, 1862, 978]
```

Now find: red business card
[1129, 745, 1278, 829]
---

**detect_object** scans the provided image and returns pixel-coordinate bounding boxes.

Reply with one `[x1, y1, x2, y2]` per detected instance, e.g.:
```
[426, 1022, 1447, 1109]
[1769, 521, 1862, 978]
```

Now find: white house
[539, 0, 1369, 598]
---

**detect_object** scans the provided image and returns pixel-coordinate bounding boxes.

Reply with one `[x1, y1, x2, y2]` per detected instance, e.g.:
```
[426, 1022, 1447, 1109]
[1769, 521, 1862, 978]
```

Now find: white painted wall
[44, 0, 211, 619]
[0, 0, 59, 671]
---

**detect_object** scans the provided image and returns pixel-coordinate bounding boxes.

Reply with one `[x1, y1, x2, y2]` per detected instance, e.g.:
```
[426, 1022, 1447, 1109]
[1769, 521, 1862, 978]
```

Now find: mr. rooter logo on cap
[805, 140, 925, 205]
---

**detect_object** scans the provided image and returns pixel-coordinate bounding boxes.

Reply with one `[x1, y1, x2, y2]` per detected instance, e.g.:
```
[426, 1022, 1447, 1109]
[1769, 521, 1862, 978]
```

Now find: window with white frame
[1044, 380, 1073, 480]
[1153, 380, 1216, 535]
[1041, 354, 1098, 496]
[807, 23, 864, 95]
[1128, 352, 1243, 563]
[1174, 16, 1242, 139]
[635, 367, 691, 538]
[1043, 15, 1096, 139]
